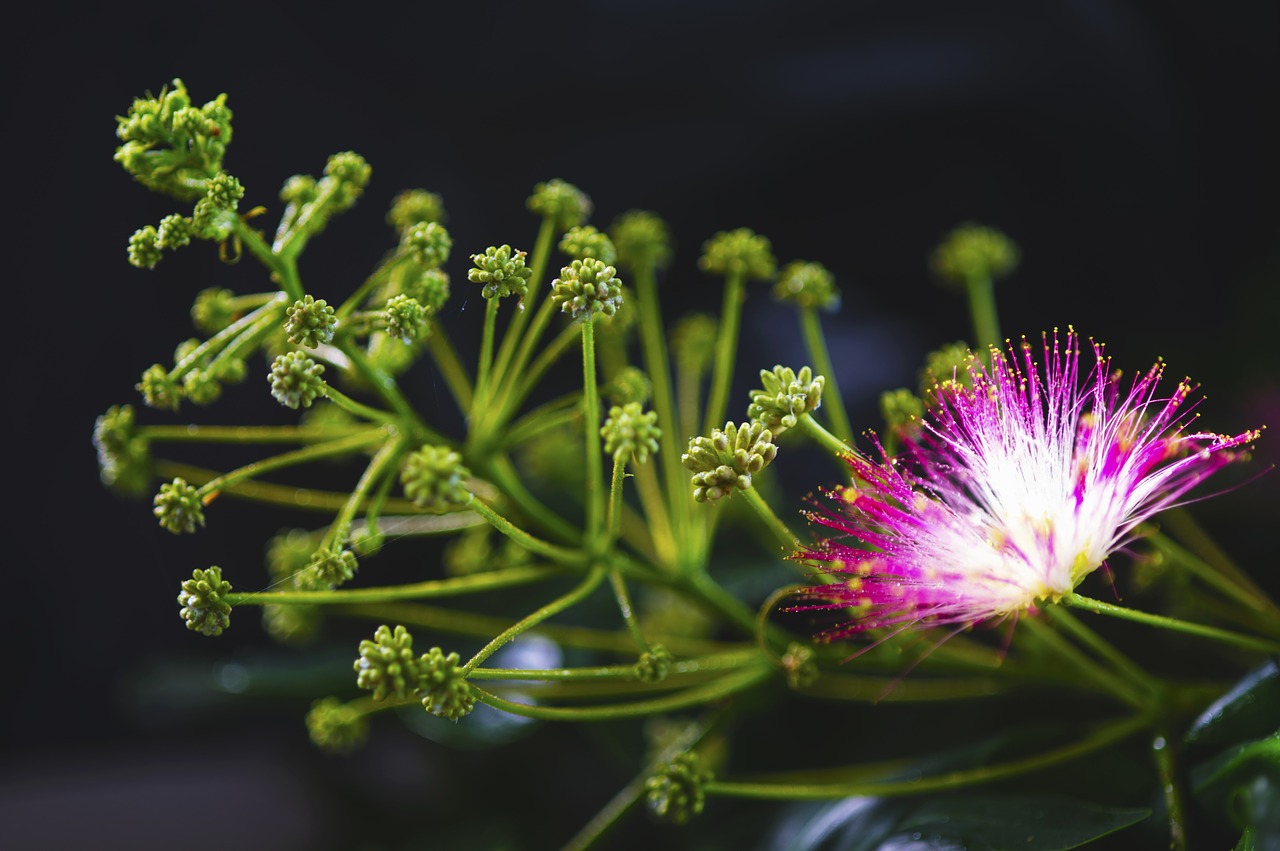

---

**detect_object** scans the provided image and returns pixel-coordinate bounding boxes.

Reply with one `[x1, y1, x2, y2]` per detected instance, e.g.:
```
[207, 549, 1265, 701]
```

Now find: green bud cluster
[443, 528, 532, 577]
[880, 387, 924, 436]
[269, 351, 326, 409]
[177, 566, 232, 636]
[558, 225, 617, 265]
[773, 260, 840, 311]
[602, 403, 662, 464]
[698, 227, 776, 280]
[931, 223, 1019, 287]
[633, 645, 673, 683]
[645, 752, 712, 824]
[412, 269, 451, 313]
[670, 313, 718, 377]
[191, 287, 237, 334]
[127, 227, 164, 270]
[136, 364, 182, 410]
[276, 153, 372, 245]
[919, 342, 974, 397]
[603, 366, 652, 407]
[401, 445, 471, 509]
[402, 221, 452, 268]
[383, 294, 427, 344]
[190, 173, 245, 241]
[154, 477, 205, 534]
[780, 643, 819, 689]
[306, 696, 368, 753]
[746, 365, 824, 435]
[266, 528, 321, 583]
[285, 295, 338, 348]
[611, 210, 672, 271]
[323, 152, 372, 210]
[419, 647, 475, 720]
[93, 405, 150, 496]
[355, 624, 419, 701]
[299, 546, 359, 591]
[551, 258, 624, 319]
[682, 421, 777, 502]
[156, 214, 194, 250]
[387, 189, 446, 230]
[114, 79, 233, 201]
[527, 178, 591, 231]
[469, 245, 533, 301]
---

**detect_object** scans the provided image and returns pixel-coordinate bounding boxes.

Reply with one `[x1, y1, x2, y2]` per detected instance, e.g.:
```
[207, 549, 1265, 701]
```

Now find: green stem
[1152, 730, 1188, 851]
[1162, 508, 1278, 612]
[740, 487, 800, 553]
[798, 308, 853, 442]
[1042, 605, 1161, 697]
[1019, 616, 1148, 708]
[503, 394, 582, 449]
[496, 320, 581, 424]
[471, 663, 772, 721]
[192, 429, 389, 499]
[703, 271, 745, 434]
[608, 566, 649, 652]
[1064, 593, 1280, 655]
[139, 424, 373, 443]
[322, 385, 397, 423]
[706, 712, 1152, 799]
[604, 454, 627, 551]
[471, 296, 501, 425]
[472, 650, 758, 682]
[424, 319, 473, 412]
[492, 217, 556, 383]
[582, 319, 605, 546]
[463, 566, 607, 673]
[337, 341, 434, 439]
[226, 564, 557, 606]
[1149, 530, 1280, 629]
[797, 413, 854, 463]
[481, 455, 581, 543]
[319, 434, 406, 551]
[336, 254, 408, 318]
[232, 220, 300, 300]
[963, 270, 1001, 352]
[631, 461, 676, 570]
[171, 295, 287, 381]
[467, 494, 589, 566]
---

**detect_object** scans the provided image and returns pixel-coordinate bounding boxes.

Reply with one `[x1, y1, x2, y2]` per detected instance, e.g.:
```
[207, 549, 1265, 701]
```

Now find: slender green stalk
[798, 308, 853, 442]
[1042, 605, 1161, 697]
[604, 454, 627, 551]
[357, 457, 400, 545]
[706, 711, 1151, 799]
[740, 487, 800, 554]
[1019, 616, 1148, 709]
[492, 217, 556, 382]
[140, 424, 374, 443]
[467, 494, 589, 566]
[964, 270, 1001, 351]
[504, 393, 582, 449]
[582, 319, 605, 546]
[631, 461, 676, 570]
[424, 319, 473, 411]
[226, 564, 557, 606]
[1162, 508, 1278, 611]
[319, 433, 406, 551]
[336, 253, 408, 318]
[463, 566, 607, 673]
[471, 297, 501, 425]
[608, 567, 649, 651]
[703, 271, 745, 434]
[1149, 531, 1280, 629]
[338, 341, 434, 439]
[496, 321, 582, 424]
[1152, 731, 1187, 851]
[322, 385, 397, 423]
[797, 413, 853, 463]
[193, 429, 389, 499]
[481, 455, 581, 544]
[171, 295, 287, 381]
[1064, 594, 1280, 655]
[472, 651, 759, 683]
[232, 220, 299, 300]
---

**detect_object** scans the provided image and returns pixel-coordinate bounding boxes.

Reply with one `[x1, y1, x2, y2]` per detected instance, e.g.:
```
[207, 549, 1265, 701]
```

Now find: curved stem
[319, 433, 406, 551]
[1064, 594, 1280, 655]
[740, 487, 800, 553]
[193, 429, 389, 499]
[1148, 530, 1280, 631]
[1042, 605, 1160, 696]
[232, 220, 300, 300]
[467, 494, 589, 566]
[608, 567, 649, 652]
[226, 564, 557, 606]
[322, 385, 397, 423]
[798, 413, 854, 463]
[798, 308, 852, 442]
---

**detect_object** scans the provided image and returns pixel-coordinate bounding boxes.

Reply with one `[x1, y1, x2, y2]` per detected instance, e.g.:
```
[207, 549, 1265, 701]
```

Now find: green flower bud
[266, 528, 321, 584]
[780, 642, 819, 689]
[418, 647, 475, 721]
[182, 369, 222, 406]
[279, 174, 317, 205]
[93, 404, 150, 496]
[306, 696, 368, 753]
[216, 357, 247, 384]
[323, 151, 371, 210]
[611, 210, 672, 271]
[137, 363, 183, 410]
[930, 223, 1020, 287]
[773, 260, 840, 312]
[365, 330, 416, 376]
[880, 387, 924, 436]
[269, 351, 326, 409]
[645, 752, 711, 825]
[127, 226, 163, 269]
[558, 225, 617, 265]
[602, 403, 662, 464]
[402, 221, 452, 268]
[191, 287, 236, 334]
[746, 365, 824, 435]
[383, 294, 427, 344]
[263, 603, 321, 646]
[527, 178, 591, 231]
[682, 421, 777, 503]
[154, 477, 205, 534]
[387, 189, 446, 230]
[155, 214, 193, 250]
[698, 228, 776, 280]
[412, 268, 451, 313]
[284, 295, 338, 348]
[177, 566, 232, 636]
[191, 173, 245, 241]
[401, 445, 471, 509]
[299, 546, 359, 590]
[633, 644, 672, 683]
[114, 80, 232, 201]
[349, 524, 385, 559]
[919, 341, 974, 397]
[603, 366, 652, 407]
[551, 258, 624, 319]
[355, 625, 419, 702]
[468, 245, 533, 301]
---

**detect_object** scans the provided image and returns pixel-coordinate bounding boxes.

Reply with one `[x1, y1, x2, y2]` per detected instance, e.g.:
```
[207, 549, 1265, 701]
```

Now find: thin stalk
[1064, 594, 1280, 655]
[424, 318, 473, 411]
[472, 651, 759, 683]
[631, 461, 677, 569]
[481, 455, 581, 543]
[1042, 606, 1161, 697]
[336, 253, 408, 318]
[492, 217, 556, 382]
[1162, 507, 1277, 611]
[608, 566, 649, 652]
[703, 270, 745, 434]
[322, 385, 397, 423]
[470, 297, 501, 425]
[740, 487, 801, 554]
[192, 429, 389, 500]
[798, 308, 853, 442]
[139, 424, 373, 443]
[319, 434, 406, 551]
[1149, 530, 1280, 628]
[1019, 616, 1148, 709]
[467, 494, 589, 566]
[496, 320, 581, 424]
[964, 270, 1001, 352]
[338, 341, 434, 439]
[171, 295, 287, 381]
[504, 393, 582, 450]
[357, 456, 399, 545]
[604, 454, 627, 551]
[463, 566, 607, 673]
[582, 319, 605, 546]
[226, 564, 557, 606]
[1152, 731, 1187, 851]
[797, 413, 854, 463]
[706, 712, 1152, 799]
[232, 220, 299, 300]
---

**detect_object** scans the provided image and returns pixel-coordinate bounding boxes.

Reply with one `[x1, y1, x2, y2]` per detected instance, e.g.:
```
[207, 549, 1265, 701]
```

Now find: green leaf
[1191, 731, 1280, 840]
[1184, 660, 1279, 755]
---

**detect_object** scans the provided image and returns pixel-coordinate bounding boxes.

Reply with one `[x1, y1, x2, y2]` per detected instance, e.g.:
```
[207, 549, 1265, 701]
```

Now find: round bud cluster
[323, 151, 372, 210]
[670, 313, 718, 377]
[413, 268, 451, 312]
[93, 404, 150, 496]
[419, 647, 475, 721]
[127, 227, 163, 270]
[468, 245, 533, 301]
[746, 365, 824, 435]
[383, 294, 426, 344]
[285, 295, 338, 348]
[387, 189, 446, 230]
[154, 477, 205, 534]
[780, 642, 819, 689]
[611, 210, 672, 271]
[551, 258, 624, 319]
[355, 624, 419, 702]
[930, 223, 1020, 287]
[156, 214, 193, 250]
[269, 352, 326, 409]
[558, 225, 617, 265]
[879, 388, 924, 437]
[305, 696, 368, 753]
[602, 403, 662, 465]
[633, 644, 673, 683]
[299, 546, 359, 591]
[402, 221, 452, 269]
[136, 364, 182, 410]
[182, 369, 222, 406]
[191, 287, 237, 334]
[191, 173, 245, 241]
[682, 421, 777, 503]
[400, 445, 471, 510]
[527, 178, 592, 230]
[918, 342, 974, 397]
[645, 752, 712, 825]
[698, 227, 776, 280]
[177, 566, 232, 636]
[773, 260, 840, 312]
[603, 366, 652, 407]
[280, 174, 317, 206]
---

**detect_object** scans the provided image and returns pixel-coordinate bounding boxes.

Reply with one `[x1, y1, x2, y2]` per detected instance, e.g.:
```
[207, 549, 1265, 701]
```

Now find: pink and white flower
[794, 329, 1260, 639]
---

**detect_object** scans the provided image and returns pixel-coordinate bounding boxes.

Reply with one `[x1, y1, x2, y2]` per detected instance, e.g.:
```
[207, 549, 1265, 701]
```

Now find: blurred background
[9, 1, 1279, 848]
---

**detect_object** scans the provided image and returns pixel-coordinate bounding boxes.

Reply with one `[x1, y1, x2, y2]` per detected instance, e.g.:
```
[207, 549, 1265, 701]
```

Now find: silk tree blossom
[793, 329, 1261, 639]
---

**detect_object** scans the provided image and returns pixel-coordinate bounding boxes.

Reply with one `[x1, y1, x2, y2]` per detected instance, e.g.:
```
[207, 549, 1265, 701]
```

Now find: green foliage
[682, 421, 777, 502]
[746, 365, 824, 435]
[114, 79, 233, 201]
[269, 351, 326, 409]
[190, 173, 244, 241]
[551, 258, 624, 319]
[177, 566, 232, 636]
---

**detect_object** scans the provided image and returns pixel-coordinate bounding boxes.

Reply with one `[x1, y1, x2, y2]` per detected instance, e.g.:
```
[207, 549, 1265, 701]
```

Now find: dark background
[8, 1, 1280, 849]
